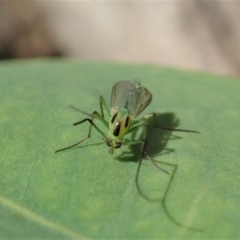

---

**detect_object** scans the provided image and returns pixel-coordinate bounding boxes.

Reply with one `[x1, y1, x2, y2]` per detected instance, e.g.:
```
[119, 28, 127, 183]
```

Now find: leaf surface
[0, 60, 240, 239]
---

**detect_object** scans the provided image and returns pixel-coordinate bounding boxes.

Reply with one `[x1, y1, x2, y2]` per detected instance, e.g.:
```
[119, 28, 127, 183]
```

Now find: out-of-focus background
[1, 1, 240, 77]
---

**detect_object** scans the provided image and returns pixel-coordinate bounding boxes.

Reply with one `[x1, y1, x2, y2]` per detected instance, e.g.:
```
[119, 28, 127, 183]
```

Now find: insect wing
[111, 80, 152, 118]
[127, 85, 152, 118]
[111, 80, 135, 110]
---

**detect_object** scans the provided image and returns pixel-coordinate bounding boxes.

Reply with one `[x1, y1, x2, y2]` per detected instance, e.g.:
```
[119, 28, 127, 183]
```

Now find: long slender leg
[141, 123, 169, 173]
[74, 110, 108, 128]
[99, 96, 111, 117]
[134, 112, 198, 191]
[134, 129, 202, 230]
[124, 118, 169, 172]
[135, 123, 169, 201]
[55, 111, 107, 153]
[68, 95, 110, 119]
[68, 105, 92, 117]
[142, 113, 200, 133]
[154, 112, 199, 133]
[55, 119, 93, 153]
[70, 103, 108, 128]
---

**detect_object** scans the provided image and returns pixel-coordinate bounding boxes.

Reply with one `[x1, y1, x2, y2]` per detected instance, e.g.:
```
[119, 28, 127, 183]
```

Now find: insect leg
[68, 95, 110, 119]
[99, 96, 111, 118]
[141, 123, 169, 173]
[68, 105, 92, 117]
[135, 123, 169, 200]
[143, 113, 200, 133]
[125, 118, 169, 172]
[55, 111, 107, 153]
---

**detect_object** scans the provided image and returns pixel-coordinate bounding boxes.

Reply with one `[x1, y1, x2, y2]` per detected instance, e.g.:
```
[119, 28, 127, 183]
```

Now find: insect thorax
[108, 108, 131, 143]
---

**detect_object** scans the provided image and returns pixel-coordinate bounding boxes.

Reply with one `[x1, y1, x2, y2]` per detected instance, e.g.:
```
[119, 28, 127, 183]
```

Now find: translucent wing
[127, 84, 152, 117]
[111, 80, 152, 118]
[111, 80, 135, 109]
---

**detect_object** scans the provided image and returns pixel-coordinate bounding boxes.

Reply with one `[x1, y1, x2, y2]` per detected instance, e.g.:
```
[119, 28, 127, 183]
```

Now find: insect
[56, 80, 200, 230]
[55, 80, 198, 187]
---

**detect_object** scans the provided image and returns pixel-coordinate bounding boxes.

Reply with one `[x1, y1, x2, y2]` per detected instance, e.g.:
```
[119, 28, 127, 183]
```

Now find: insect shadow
[115, 112, 181, 162]
[115, 112, 201, 231]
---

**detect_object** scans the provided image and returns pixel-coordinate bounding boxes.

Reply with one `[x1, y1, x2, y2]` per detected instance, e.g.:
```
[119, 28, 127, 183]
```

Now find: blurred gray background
[0, 1, 240, 77]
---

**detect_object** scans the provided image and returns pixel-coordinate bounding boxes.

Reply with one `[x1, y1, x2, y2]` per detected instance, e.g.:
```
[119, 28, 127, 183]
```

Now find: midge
[55, 80, 198, 173]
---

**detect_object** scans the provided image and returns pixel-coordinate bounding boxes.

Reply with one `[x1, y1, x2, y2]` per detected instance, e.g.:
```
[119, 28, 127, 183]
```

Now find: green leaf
[0, 59, 240, 239]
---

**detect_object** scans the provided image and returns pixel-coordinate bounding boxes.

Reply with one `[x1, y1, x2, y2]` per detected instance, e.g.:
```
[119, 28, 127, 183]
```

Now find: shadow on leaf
[115, 112, 202, 232]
